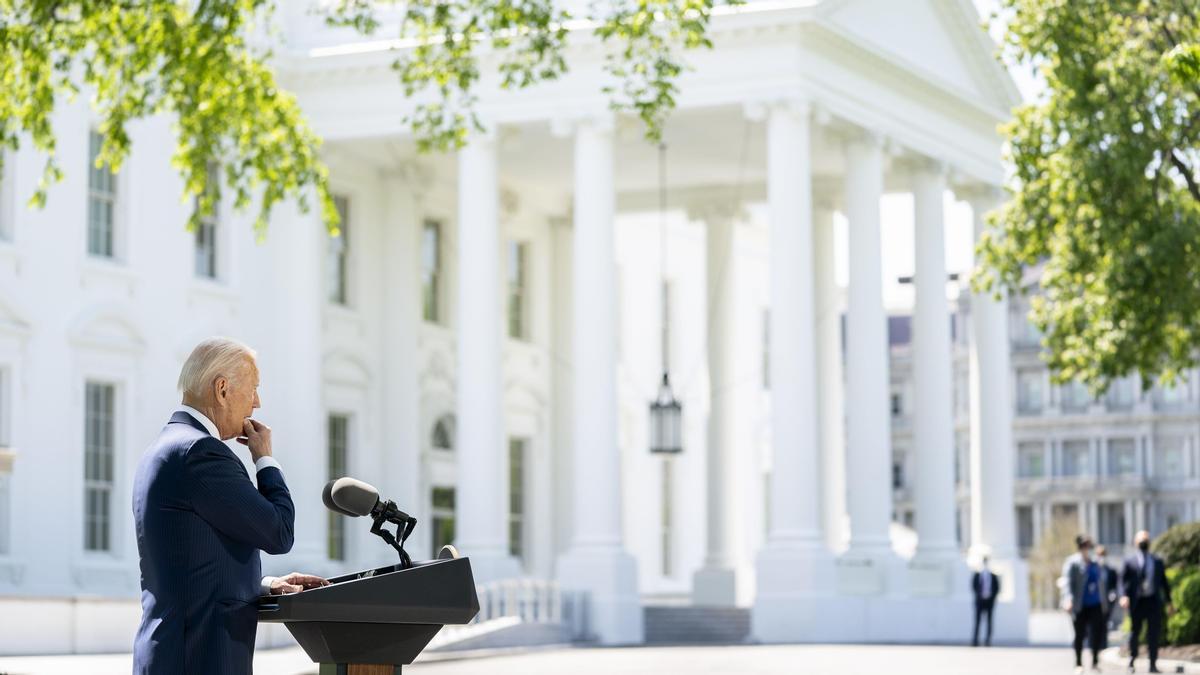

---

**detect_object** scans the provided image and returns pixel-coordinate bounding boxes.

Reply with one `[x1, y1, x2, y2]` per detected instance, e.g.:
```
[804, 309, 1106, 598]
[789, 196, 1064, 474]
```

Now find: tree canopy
[1, 0, 736, 235]
[978, 1, 1200, 392]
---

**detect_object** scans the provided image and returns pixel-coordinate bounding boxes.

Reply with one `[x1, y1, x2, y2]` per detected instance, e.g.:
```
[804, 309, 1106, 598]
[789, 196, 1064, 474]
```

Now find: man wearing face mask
[1062, 535, 1107, 674]
[1121, 530, 1173, 674]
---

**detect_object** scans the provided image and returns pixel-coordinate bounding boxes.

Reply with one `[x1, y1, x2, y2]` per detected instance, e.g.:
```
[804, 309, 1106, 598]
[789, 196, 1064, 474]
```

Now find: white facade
[0, 0, 1029, 653]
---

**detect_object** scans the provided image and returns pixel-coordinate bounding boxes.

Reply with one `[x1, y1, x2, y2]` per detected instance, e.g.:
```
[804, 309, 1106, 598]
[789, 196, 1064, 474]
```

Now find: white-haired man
[133, 337, 327, 674]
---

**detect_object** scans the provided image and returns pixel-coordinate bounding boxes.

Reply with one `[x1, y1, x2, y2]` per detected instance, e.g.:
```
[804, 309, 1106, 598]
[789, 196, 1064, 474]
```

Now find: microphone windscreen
[330, 477, 380, 517]
[322, 479, 358, 516]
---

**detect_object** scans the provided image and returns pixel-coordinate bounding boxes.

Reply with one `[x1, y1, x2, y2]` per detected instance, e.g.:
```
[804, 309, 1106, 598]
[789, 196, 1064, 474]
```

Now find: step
[643, 606, 751, 645]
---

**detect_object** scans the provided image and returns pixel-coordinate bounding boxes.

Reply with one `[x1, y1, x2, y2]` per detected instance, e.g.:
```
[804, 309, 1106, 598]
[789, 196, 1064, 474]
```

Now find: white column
[379, 170, 424, 554]
[911, 161, 959, 558]
[693, 201, 745, 606]
[843, 132, 894, 555]
[268, 198, 325, 566]
[815, 202, 847, 552]
[966, 187, 1019, 562]
[965, 186, 1028, 640]
[752, 98, 834, 643]
[454, 133, 520, 581]
[555, 114, 642, 645]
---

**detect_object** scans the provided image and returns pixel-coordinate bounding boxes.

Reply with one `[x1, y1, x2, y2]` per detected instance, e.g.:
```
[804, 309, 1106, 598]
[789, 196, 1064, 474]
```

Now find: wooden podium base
[318, 664, 402, 675]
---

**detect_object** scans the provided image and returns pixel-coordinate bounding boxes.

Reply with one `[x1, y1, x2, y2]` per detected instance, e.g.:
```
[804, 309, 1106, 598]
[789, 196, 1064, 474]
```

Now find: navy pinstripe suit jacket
[132, 411, 295, 675]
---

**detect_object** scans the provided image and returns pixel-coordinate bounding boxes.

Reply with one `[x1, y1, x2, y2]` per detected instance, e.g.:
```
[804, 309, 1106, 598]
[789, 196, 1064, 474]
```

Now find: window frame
[86, 130, 120, 260]
[327, 195, 351, 306]
[421, 219, 444, 324]
[327, 413, 350, 562]
[506, 240, 530, 341]
[83, 380, 117, 553]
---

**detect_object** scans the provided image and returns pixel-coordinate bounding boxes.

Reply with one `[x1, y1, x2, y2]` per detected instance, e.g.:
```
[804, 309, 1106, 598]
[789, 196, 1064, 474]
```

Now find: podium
[258, 556, 480, 674]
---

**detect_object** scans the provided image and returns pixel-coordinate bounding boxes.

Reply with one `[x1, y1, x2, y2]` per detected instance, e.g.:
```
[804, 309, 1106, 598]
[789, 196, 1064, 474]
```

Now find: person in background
[1062, 535, 1108, 674]
[971, 556, 1001, 647]
[1096, 545, 1120, 650]
[1121, 530, 1173, 674]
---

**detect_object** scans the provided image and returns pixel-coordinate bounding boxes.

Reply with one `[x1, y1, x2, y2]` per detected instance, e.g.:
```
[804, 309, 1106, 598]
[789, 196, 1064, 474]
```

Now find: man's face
[214, 357, 261, 439]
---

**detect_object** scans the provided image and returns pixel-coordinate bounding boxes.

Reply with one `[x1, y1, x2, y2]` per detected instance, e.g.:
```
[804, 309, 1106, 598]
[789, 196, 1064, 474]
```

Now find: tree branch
[1170, 148, 1200, 203]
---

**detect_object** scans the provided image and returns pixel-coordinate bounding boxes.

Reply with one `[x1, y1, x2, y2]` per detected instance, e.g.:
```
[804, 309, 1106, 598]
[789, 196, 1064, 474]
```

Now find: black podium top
[257, 557, 480, 626]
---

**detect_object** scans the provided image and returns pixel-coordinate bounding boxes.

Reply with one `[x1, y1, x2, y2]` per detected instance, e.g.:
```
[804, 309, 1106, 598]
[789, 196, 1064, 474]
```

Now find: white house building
[0, 0, 1029, 654]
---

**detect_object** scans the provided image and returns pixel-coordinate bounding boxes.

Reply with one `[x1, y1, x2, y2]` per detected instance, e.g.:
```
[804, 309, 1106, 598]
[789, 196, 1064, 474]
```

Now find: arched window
[431, 414, 455, 451]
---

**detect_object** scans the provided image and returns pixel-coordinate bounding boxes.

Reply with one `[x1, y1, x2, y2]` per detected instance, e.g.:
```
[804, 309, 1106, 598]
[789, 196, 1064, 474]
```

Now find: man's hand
[1120, 596, 1130, 609]
[236, 418, 272, 462]
[269, 572, 329, 595]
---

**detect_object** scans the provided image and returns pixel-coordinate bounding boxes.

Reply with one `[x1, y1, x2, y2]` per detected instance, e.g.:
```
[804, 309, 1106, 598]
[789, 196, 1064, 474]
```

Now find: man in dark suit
[1121, 530, 1173, 674]
[972, 556, 1001, 646]
[133, 338, 327, 674]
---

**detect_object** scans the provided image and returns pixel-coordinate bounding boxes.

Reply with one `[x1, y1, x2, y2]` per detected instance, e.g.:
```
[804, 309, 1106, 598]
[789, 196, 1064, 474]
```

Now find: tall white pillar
[692, 201, 745, 606]
[814, 201, 847, 552]
[269, 199, 325, 567]
[454, 133, 520, 582]
[911, 161, 959, 558]
[555, 114, 642, 645]
[966, 187, 1018, 562]
[842, 133, 895, 556]
[751, 97, 835, 643]
[965, 186, 1029, 641]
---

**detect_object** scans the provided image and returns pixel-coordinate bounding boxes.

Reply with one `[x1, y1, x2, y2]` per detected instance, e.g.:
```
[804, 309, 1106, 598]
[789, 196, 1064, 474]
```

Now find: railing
[427, 578, 589, 650]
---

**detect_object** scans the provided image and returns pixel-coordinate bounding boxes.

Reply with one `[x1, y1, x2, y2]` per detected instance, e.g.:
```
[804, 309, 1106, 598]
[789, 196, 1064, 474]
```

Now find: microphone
[322, 480, 357, 517]
[327, 477, 412, 522]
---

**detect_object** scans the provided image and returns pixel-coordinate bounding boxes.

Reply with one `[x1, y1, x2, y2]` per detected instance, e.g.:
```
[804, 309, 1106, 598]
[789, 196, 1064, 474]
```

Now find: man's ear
[213, 375, 228, 405]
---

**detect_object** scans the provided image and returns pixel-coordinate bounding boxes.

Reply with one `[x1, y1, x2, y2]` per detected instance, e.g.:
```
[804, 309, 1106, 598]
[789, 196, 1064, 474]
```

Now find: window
[1052, 503, 1079, 527]
[327, 195, 350, 305]
[1017, 506, 1034, 551]
[84, 381, 116, 552]
[1016, 369, 1044, 415]
[1106, 376, 1135, 411]
[1011, 305, 1041, 349]
[1156, 379, 1188, 410]
[1155, 436, 1185, 478]
[507, 241, 529, 340]
[661, 458, 674, 576]
[1061, 439, 1091, 477]
[421, 220, 443, 323]
[892, 454, 906, 489]
[1097, 503, 1126, 546]
[431, 415, 454, 451]
[1107, 438, 1138, 476]
[194, 162, 219, 279]
[430, 486, 456, 559]
[891, 392, 903, 417]
[508, 438, 527, 562]
[1154, 502, 1187, 535]
[87, 131, 117, 258]
[1018, 441, 1046, 478]
[761, 309, 770, 389]
[327, 414, 349, 561]
[1060, 380, 1090, 413]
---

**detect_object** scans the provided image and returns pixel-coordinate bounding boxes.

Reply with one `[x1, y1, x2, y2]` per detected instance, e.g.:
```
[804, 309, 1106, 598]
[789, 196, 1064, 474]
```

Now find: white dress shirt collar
[177, 404, 220, 439]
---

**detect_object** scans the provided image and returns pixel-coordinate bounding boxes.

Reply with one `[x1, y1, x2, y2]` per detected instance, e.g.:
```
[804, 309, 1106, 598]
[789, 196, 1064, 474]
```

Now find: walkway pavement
[0, 644, 1102, 675]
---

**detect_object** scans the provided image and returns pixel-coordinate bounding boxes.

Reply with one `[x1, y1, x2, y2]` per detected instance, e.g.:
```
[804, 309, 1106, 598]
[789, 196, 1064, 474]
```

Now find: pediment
[68, 305, 145, 352]
[821, 0, 1020, 111]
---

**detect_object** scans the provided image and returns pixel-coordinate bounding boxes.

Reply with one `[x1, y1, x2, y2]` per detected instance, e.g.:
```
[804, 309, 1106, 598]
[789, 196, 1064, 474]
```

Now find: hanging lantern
[649, 372, 682, 454]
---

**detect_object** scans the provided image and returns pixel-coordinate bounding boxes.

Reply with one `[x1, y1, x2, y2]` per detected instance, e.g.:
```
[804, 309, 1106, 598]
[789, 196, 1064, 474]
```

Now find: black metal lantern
[649, 372, 682, 454]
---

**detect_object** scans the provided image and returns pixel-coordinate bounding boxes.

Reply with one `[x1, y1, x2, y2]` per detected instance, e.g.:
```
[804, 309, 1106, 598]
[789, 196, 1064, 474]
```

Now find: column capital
[743, 93, 812, 122]
[684, 193, 745, 226]
[955, 183, 1006, 209]
[813, 177, 841, 211]
[895, 154, 949, 180]
[550, 110, 615, 138]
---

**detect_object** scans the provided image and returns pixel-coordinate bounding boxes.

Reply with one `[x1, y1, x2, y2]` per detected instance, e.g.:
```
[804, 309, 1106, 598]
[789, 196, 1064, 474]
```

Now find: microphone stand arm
[369, 500, 417, 569]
